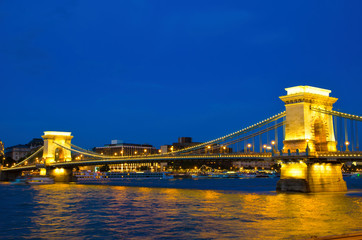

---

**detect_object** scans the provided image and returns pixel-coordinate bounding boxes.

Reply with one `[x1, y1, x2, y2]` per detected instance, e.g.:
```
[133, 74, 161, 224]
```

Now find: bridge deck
[2, 151, 361, 172]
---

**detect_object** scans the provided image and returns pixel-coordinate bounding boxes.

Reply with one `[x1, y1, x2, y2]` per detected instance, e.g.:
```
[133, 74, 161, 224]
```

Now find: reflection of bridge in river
[2, 85, 362, 192]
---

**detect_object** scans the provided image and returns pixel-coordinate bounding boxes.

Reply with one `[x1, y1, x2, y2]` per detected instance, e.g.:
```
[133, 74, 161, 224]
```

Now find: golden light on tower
[41, 131, 73, 165]
[280, 86, 338, 153]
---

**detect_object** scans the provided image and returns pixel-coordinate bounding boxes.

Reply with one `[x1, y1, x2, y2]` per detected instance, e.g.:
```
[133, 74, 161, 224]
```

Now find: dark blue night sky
[1, 0, 361, 148]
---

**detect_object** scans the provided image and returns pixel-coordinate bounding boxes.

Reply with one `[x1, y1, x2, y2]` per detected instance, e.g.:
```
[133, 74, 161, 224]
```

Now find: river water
[0, 177, 361, 240]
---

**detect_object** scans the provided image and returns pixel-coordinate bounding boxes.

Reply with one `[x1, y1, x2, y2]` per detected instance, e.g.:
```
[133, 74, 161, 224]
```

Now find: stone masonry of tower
[280, 86, 338, 153]
[42, 131, 73, 164]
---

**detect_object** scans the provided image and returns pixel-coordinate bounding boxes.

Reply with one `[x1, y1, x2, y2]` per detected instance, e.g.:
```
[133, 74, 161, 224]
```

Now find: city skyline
[1, 1, 362, 148]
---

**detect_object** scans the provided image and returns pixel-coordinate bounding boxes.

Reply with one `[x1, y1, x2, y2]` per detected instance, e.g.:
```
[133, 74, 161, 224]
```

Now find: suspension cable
[70, 144, 112, 157]
[167, 111, 286, 155]
[311, 107, 362, 121]
[222, 122, 285, 147]
[57, 112, 286, 158]
[53, 142, 121, 159]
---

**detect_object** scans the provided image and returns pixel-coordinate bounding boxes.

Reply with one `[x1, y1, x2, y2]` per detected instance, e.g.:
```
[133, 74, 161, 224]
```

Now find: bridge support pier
[49, 168, 74, 182]
[276, 162, 347, 193]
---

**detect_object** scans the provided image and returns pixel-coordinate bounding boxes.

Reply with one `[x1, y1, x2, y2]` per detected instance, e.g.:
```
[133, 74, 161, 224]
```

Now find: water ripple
[0, 179, 361, 239]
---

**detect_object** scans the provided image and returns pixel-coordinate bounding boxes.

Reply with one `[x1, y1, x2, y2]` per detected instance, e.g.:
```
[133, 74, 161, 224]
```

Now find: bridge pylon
[280, 86, 338, 153]
[42, 131, 73, 165]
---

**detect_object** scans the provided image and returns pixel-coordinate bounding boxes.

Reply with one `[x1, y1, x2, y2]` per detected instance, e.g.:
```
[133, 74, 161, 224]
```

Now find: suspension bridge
[1, 85, 361, 192]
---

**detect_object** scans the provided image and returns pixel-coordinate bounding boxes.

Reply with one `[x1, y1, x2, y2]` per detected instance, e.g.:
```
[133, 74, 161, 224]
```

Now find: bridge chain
[168, 111, 286, 155]
[311, 107, 362, 121]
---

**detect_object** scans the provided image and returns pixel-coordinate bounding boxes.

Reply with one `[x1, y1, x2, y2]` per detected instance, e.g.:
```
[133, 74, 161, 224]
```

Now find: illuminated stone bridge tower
[280, 86, 338, 153]
[277, 86, 346, 192]
[42, 131, 73, 165]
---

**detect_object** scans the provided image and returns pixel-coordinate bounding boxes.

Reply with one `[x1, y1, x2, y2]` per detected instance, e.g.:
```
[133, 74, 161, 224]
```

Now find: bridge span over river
[2, 85, 362, 192]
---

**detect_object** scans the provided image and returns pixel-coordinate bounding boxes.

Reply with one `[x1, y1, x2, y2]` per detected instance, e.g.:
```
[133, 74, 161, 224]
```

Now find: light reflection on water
[0, 179, 361, 240]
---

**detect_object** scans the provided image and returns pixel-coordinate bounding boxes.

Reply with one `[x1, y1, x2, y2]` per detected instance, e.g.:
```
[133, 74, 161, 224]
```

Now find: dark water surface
[0, 178, 361, 240]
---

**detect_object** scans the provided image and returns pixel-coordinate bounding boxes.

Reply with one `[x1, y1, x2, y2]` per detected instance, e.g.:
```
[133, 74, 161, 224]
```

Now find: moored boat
[75, 171, 174, 183]
[26, 176, 55, 185]
[238, 173, 257, 178]
[255, 171, 277, 178]
[12, 176, 54, 185]
[208, 171, 240, 178]
[351, 173, 361, 179]
[11, 177, 28, 185]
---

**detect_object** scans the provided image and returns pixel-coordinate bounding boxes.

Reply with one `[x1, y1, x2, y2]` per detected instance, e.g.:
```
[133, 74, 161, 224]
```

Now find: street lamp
[271, 141, 276, 153]
[345, 141, 350, 152]
[247, 144, 251, 153]
[263, 145, 267, 153]
[306, 139, 310, 155]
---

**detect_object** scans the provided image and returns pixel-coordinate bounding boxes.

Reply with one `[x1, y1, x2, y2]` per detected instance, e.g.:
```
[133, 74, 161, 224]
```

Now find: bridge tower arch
[280, 86, 338, 153]
[41, 131, 73, 165]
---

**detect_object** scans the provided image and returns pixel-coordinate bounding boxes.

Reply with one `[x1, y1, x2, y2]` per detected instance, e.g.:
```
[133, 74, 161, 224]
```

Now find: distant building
[93, 140, 158, 156]
[5, 138, 43, 162]
[160, 145, 171, 154]
[0, 140, 4, 157]
[5, 144, 29, 162]
[28, 138, 44, 150]
[233, 160, 273, 170]
[160, 137, 232, 154]
[173, 137, 200, 150]
[160, 137, 201, 154]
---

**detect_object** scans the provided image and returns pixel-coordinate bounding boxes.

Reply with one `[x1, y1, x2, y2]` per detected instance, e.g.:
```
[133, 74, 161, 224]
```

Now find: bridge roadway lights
[276, 161, 347, 193]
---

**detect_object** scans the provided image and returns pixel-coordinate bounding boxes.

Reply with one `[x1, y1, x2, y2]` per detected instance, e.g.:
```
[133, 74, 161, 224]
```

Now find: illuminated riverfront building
[5, 138, 43, 162]
[93, 140, 158, 156]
